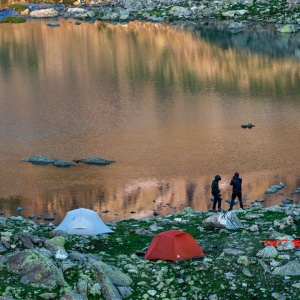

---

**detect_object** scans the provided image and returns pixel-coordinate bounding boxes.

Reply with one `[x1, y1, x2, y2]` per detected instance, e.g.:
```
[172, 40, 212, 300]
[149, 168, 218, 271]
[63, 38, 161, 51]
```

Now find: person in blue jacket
[211, 175, 222, 211]
[229, 172, 243, 210]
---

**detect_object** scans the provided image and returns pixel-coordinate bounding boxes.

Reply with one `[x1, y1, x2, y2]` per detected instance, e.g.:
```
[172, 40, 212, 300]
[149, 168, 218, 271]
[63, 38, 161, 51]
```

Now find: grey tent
[54, 208, 114, 235]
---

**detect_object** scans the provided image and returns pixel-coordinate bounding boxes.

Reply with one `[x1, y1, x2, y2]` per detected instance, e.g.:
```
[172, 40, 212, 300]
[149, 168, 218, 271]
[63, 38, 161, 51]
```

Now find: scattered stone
[273, 261, 300, 276]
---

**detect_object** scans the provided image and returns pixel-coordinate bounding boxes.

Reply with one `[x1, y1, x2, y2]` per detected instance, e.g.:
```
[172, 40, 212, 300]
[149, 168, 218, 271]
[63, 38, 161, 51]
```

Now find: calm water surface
[0, 20, 300, 223]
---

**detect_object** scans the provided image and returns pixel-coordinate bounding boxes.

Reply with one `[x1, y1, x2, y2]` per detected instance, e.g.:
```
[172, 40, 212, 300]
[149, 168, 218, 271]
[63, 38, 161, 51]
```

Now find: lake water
[1, 19, 300, 224]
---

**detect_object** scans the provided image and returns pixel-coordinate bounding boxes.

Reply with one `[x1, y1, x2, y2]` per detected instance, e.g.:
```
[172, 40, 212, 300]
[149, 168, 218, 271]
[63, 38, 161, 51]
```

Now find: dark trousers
[212, 194, 222, 210]
[229, 192, 243, 209]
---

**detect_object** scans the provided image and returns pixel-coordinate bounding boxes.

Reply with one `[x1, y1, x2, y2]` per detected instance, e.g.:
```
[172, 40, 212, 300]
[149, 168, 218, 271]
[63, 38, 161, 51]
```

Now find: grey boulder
[53, 160, 77, 167]
[73, 157, 115, 165]
[21, 155, 55, 165]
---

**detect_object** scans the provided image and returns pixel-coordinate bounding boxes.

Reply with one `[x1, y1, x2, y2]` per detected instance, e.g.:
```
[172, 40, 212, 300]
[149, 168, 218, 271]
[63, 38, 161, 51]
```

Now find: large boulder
[65, 8, 95, 20]
[256, 246, 278, 258]
[7, 249, 67, 289]
[202, 211, 242, 229]
[29, 8, 59, 18]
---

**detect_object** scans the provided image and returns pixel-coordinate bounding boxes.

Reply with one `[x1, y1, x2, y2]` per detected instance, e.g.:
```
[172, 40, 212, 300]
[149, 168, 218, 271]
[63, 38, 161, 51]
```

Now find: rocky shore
[1, 0, 300, 32]
[0, 203, 300, 299]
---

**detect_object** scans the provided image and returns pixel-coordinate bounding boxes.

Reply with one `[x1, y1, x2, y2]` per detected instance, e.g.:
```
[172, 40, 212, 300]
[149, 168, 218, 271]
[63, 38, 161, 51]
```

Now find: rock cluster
[21, 155, 115, 168]
[0, 217, 132, 299]
[5, 0, 300, 30]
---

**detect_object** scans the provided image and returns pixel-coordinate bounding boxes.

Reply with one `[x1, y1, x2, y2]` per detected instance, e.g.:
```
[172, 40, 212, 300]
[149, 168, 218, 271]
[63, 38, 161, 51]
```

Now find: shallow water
[0, 20, 300, 223]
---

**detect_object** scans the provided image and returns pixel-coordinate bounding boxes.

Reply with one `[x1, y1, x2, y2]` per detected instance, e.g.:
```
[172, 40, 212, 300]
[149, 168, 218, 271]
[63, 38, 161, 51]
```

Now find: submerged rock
[53, 160, 77, 167]
[256, 246, 278, 258]
[47, 22, 60, 27]
[73, 157, 115, 165]
[241, 123, 255, 128]
[21, 155, 55, 165]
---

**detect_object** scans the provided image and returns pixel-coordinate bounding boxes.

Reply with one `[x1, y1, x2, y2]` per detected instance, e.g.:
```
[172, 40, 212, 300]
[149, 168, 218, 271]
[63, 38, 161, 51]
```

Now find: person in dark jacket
[229, 172, 243, 210]
[211, 175, 222, 211]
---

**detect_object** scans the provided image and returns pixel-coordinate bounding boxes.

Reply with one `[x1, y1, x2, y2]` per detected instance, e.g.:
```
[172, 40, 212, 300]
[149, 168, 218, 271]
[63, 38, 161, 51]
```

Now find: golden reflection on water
[0, 20, 300, 223]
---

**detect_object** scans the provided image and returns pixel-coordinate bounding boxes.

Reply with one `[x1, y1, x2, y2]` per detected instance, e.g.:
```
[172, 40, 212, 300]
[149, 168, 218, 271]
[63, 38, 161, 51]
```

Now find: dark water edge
[173, 20, 300, 61]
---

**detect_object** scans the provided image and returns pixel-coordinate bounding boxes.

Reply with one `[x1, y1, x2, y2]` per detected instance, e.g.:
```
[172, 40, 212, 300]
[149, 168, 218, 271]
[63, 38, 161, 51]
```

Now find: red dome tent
[144, 230, 205, 262]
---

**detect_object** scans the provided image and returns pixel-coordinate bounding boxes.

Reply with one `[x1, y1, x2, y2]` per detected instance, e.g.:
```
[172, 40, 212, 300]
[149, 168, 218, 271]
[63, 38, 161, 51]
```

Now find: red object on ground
[144, 230, 205, 262]
[263, 239, 300, 247]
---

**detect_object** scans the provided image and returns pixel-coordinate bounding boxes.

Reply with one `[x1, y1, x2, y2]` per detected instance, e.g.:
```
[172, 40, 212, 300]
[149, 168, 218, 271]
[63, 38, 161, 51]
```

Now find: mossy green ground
[8, 4, 27, 11]
[68, 208, 300, 299]
[0, 16, 26, 23]
[0, 206, 299, 299]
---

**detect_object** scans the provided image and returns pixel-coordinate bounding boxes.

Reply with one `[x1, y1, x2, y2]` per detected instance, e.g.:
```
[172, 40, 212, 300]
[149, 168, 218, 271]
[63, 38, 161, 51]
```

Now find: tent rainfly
[144, 229, 205, 262]
[54, 208, 114, 235]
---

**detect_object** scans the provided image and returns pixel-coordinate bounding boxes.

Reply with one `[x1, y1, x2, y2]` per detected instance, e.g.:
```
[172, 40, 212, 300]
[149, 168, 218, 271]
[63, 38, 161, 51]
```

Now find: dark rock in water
[281, 198, 293, 205]
[102, 210, 110, 213]
[37, 215, 43, 219]
[291, 188, 300, 195]
[0, 212, 4, 215]
[153, 210, 160, 217]
[130, 211, 136, 214]
[53, 160, 77, 167]
[17, 207, 23, 212]
[265, 183, 285, 194]
[255, 199, 265, 203]
[241, 123, 255, 129]
[43, 216, 55, 221]
[73, 157, 115, 165]
[75, 20, 81, 25]
[28, 215, 36, 219]
[47, 22, 60, 27]
[21, 155, 55, 165]
[225, 199, 238, 205]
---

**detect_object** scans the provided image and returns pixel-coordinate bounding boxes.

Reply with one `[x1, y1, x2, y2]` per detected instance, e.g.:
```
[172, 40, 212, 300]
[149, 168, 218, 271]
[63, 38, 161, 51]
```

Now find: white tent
[54, 208, 114, 235]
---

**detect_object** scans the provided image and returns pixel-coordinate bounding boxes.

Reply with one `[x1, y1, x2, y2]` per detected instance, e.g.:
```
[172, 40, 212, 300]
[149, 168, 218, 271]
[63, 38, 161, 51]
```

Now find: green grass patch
[0, 17, 26, 23]
[8, 4, 27, 11]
